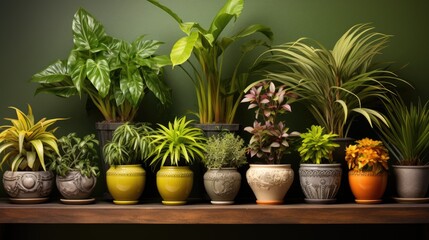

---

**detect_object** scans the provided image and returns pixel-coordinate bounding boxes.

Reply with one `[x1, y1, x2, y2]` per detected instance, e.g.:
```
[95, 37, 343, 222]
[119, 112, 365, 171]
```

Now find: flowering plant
[241, 81, 298, 164]
[345, 138, 389, 174]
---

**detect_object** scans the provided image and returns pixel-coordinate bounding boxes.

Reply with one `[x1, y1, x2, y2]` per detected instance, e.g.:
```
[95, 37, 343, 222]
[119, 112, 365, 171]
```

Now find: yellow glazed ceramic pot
[156, 166, 193, 205]
[106, 164, 146, 205]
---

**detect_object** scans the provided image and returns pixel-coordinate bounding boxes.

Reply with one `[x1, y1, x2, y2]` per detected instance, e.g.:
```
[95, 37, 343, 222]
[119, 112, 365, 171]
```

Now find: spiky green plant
[0, 105, 65, 171]
[203, 131, 247, 169]
[298, 125, 339, 164]
[103, 122, 154, 166]
[252, 23, 410, 137]
[377, 96, 429, 166]
[147, 116, 207, 167]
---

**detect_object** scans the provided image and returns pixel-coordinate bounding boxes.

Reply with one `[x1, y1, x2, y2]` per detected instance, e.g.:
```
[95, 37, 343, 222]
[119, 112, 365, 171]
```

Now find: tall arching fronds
[252, 23, 411, 137]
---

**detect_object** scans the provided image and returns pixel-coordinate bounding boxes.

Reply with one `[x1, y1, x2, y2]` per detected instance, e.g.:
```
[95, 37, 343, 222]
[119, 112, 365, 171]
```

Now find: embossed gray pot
[299, 163, 342, 204]
[203, 168, 241, 205]
[56, 170, 97, 199]
[2, 170, 54, 202]
[393, 165, 429, 198]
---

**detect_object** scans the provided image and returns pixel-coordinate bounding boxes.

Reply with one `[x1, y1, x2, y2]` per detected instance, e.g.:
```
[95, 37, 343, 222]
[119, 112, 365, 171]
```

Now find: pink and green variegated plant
[241, 81, 299, 164]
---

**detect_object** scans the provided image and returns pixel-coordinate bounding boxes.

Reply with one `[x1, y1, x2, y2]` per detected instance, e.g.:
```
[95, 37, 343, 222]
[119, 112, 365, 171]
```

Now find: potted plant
[345, 137, 390, 203]
[0, 105, 65, 203]
[146, 116, 207, 205]
[30, 7, 172, 186]
[252, 23, 410, 139]
[241, 81, 299, 204]
[202, 131, 248, 204]
[103, 122, 154, 204]
[49, 133, 100, 204]
[147, 0, 273, 135]
[297, 125, 342, 203]
[376, 96, 429, 202]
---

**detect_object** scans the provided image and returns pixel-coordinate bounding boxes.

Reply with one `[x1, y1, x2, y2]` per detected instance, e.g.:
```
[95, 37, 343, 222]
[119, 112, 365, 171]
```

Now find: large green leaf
[136, 55, 171, 69]
[34, 85, 78, 98]
[68, 51, 86, 94]
[133, 37, 163, 60]
[170, 31, 199, 66]
[31, 60, 68, 84]
[86, 58, 110, 98]
[119, 40, 133, 63]
[72, 8, 106, 51]
[120, 68, 143, 106]
[209, 0, 243, 40]
[103, 36, 122, 71]
[144, 70, 172, 106]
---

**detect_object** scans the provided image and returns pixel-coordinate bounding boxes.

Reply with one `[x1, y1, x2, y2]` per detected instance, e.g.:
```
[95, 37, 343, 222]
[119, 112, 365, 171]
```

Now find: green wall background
[1, 0, 429, 239]
[1, 0, 429, 136]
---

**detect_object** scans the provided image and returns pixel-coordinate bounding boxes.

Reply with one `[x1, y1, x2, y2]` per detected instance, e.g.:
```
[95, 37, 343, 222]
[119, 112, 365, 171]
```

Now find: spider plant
[147, 0, 273, 124]
[103, 122, 154, 166]
[147, 116, 207, 167]
[376, 96, 429, 166]
[252, 23, 410, 137]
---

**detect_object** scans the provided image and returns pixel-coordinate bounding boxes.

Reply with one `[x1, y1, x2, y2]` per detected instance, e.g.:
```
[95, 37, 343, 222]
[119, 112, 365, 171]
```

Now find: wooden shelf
[0, 200, 428, 224]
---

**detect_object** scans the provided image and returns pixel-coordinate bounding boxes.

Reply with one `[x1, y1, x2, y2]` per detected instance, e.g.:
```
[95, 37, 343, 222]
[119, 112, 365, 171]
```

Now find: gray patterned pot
[56, 170, 97, 199]
[246, 164, 294, 205]
[2, 170, 54, 203]
[299, 163, 342, 204]
[203, 168, 241, 205]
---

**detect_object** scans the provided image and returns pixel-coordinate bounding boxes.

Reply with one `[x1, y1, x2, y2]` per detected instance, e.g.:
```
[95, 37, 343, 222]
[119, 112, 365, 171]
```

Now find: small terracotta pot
[348, 170, 388, 204]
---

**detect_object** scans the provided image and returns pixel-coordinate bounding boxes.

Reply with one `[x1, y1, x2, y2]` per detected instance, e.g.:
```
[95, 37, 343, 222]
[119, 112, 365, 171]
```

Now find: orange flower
[345, 138, 389, 174]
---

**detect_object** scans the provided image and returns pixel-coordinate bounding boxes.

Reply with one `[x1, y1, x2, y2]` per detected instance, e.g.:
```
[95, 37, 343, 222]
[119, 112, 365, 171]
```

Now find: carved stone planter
[56, 170, 97, 204]
[203, 168, 241, 205]
[2, 170, 54, 203]
[299, 163, 342, 203]
[246, 164, 294, 205]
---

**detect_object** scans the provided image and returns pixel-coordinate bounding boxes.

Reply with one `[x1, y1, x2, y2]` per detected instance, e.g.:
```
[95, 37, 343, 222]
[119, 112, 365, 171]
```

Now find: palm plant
[0, 105, 65, 171]
[252, 23, 410, 137]
[148, 0, 273, 124]
[147, 116, 207, 167]
[376, 96, 429, 166]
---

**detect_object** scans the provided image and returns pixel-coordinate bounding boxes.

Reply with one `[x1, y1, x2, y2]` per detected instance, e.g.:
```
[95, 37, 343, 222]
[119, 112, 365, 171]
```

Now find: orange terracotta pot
[348, 170, 388, 204]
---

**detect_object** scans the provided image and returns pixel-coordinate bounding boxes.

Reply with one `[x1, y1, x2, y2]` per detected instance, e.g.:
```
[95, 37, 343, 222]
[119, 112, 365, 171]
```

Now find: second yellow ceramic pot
[156, 166, 193, 205]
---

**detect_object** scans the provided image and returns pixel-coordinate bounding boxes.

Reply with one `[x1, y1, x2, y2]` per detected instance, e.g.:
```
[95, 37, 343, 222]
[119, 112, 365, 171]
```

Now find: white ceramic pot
[246, 164, 294, 204]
